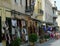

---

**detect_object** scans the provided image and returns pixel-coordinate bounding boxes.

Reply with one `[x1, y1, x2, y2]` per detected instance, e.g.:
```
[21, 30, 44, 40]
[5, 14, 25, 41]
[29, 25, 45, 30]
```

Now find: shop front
[11, 11, 31, 43]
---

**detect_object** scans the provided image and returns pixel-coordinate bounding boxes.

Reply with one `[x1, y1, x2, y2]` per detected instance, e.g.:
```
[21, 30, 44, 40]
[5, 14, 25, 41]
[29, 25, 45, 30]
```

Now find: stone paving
[1, 39, 60, 46]
[21, 39, 60, 46]
[35, 39, 60, 46]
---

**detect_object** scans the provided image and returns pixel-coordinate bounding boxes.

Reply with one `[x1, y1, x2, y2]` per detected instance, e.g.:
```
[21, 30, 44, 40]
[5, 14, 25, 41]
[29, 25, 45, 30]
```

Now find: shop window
[20, 0, 22, 5]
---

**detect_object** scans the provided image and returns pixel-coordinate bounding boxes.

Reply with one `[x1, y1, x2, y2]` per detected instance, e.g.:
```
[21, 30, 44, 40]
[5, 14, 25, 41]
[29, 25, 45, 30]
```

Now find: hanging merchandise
[21, 21, 26, 27]
[22, 28, 28, 41]
[12, 27, 16, 35]
[11, 19, 17, 27]
[22, 28, 27, 34]
[47, 26, 52, 31]
[2, 22, 6, 34]
[17, 27, 20, 38]
[11, 19, 17, 35]
[25, 35, 28, 42]
[43, 26, 46, 32]
[47, 31, 52, 34]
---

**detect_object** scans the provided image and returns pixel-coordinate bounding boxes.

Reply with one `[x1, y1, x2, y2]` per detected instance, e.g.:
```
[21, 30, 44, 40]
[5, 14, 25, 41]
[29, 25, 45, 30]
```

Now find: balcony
[39, 9, 44, 15]
[11, 10, 21, 15]
[25, 9, 31, 13]
[52, 5, 57, 11]
[53, 15, 57, 19]
[25, 6, 34, 15]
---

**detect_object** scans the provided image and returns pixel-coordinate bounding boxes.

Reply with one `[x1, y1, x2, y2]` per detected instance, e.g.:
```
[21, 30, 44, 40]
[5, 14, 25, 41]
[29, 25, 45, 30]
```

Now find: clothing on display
[2, 23, 6, 34]
[47, 26, 52, 31]
[21, 21, 26, 26]
[2, 28, 5, 34]
[11, 19, 17, 35]
[12, 27, 16, 35]
[17, 27, 20, 38]
[22, 28, 27, 34]
[11, 19, 17, 27]
[25, 35, 28, 41]
[22, 28, 28, 41]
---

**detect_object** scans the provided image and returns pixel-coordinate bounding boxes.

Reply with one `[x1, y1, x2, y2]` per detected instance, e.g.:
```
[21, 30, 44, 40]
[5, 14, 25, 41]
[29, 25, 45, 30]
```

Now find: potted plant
[11, 37, 21, 46]
[39, 36, 45, 43]
[29, 33, 38, 46]
[44, 34, 50, 41]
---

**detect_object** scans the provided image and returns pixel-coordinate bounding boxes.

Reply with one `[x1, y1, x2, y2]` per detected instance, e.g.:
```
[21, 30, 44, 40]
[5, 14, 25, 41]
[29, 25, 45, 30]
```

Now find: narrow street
[36, 39, 60, 46]
[0, 0, 60, 46]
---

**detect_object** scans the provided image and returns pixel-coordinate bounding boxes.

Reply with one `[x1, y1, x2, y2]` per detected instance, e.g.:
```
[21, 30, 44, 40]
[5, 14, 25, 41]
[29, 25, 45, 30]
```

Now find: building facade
[56, 10, 60, 31]
[52, 1, 58, 31]
[0, 0, 40, 46]
[42, 0, 53, 24]
[0, 0, 58, 46]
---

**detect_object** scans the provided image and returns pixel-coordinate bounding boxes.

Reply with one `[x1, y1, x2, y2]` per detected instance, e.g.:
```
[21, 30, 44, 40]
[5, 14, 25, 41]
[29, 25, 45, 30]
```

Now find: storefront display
[21, 20, 26, 27]
[21, 20, 28, 42]
[11, 19, 17, 35]
[11, 19, 17, 27]
[6, 18, 12, 46]
[17, 19, 23, 39]
[17, 27, 21, 38]
[22, 28, 28, 42]
[47, 26, 52, 31]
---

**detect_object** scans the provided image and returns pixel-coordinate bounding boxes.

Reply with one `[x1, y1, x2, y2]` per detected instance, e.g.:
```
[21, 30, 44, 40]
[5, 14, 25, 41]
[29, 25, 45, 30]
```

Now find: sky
[55, 0, 60, 10]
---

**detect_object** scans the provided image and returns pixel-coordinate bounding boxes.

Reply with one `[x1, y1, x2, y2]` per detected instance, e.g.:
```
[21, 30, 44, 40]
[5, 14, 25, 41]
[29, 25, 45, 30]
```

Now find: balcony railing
[52, 6, 57, 10]
[39, 9, 44, 15]
[53, 15, 57, 19]
[25, 7, 31, 12]
[25, 6, 34, 13]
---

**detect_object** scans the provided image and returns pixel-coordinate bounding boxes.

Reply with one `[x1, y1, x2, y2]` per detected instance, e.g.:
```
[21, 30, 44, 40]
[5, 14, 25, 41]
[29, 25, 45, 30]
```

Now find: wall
[32, 0, 43, 21]
[11, 0, 25, 13]
[42, 0, 53, 23]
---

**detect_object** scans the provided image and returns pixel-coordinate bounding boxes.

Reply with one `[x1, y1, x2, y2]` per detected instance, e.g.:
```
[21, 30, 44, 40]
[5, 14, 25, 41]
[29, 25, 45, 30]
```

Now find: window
[15, 0, 17, 3]
[15, 0, 18, 4]
[20, 0, 22, 5]
[25, 0, 31, 10]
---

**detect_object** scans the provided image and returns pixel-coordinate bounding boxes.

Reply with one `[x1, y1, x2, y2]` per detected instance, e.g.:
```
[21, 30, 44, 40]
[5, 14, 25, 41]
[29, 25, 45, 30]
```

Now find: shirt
[11, 19, 17, 27]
